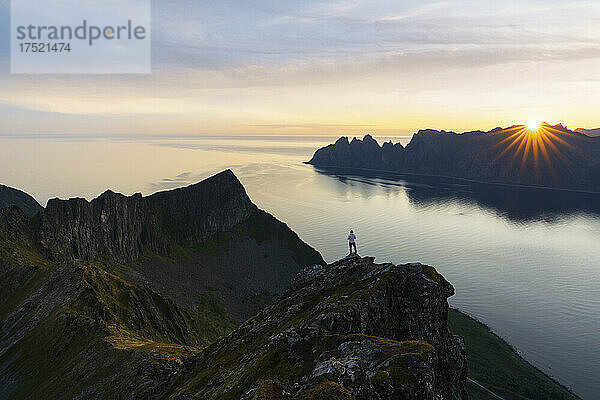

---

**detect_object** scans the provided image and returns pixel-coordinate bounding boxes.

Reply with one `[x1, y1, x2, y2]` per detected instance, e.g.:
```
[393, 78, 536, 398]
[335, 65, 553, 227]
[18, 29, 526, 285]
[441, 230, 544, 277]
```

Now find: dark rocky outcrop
[37, 169, 257, 264]
[308, 124, 600, 192]
[161, 255, 468, 400]
[0, 170, 326, 399]
[0, 184, 43, 217]
[1, 170, 324, 323]
[308, 135, 406, 171]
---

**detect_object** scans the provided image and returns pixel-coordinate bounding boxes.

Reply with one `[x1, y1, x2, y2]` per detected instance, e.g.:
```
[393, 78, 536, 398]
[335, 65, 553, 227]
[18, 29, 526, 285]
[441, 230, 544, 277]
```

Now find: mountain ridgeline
[0, 170, 471, 399]
[307, 124, 600, 192]
[0, 170, 324, 398]
[2, 170, 323, 323]
[161, 256, 468, 399]
[0, 184, 42, 217]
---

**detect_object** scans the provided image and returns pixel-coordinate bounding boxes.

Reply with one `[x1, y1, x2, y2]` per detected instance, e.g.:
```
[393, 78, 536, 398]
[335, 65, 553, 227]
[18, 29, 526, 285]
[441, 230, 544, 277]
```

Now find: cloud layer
[1, 0, 599, 134]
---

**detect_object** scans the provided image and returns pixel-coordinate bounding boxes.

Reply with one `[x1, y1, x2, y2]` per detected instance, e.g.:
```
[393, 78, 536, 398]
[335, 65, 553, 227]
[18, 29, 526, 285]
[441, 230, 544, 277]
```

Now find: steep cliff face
[308, 125, 600, 191]
[0, 171, 325, 399]
[162, 255, 468, 400]
[1, 170, 323, 323]
[0, 184, 43, 217]
[39, 191, 162, 263]
[37, 170, 257, 264]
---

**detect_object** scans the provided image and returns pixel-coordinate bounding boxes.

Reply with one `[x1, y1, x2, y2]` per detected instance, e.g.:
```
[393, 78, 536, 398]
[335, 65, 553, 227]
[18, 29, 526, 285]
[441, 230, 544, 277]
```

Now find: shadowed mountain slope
[308, 124, 600, 192]
[0, 171, 324, 399]
[0, 184, 42, 217]
[2, 170, 323, 322]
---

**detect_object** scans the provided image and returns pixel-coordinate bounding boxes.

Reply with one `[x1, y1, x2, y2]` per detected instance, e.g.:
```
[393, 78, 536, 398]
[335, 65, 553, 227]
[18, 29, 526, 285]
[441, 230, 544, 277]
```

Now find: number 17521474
[19, 43, 71, 53]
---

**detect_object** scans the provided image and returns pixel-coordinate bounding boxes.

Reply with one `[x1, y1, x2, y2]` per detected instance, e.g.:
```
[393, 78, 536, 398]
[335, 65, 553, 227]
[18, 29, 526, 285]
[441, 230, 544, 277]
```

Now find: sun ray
[492, 128, 527, 164]
[535, 131, 555, 179]
[487, 123, 582, 184]
[519, 130, 536, 177]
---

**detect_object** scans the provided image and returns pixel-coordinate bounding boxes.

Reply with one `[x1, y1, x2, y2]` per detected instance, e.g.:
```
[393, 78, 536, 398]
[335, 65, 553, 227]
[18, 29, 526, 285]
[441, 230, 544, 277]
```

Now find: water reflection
[312, 166, 600, 224]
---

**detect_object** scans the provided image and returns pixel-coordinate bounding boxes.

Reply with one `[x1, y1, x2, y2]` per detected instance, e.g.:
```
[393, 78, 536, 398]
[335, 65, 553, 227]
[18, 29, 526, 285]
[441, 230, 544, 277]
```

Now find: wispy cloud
[1, 0, 600, 133]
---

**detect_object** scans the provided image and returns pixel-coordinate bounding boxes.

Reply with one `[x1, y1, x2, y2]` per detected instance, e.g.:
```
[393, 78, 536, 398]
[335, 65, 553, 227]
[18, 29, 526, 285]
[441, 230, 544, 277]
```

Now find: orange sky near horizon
[1, 1, 599, 136]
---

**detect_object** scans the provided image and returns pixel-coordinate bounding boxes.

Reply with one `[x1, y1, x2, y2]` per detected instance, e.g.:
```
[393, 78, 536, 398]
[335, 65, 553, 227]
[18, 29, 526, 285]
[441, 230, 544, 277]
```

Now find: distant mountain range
[307, 123, 600, 192]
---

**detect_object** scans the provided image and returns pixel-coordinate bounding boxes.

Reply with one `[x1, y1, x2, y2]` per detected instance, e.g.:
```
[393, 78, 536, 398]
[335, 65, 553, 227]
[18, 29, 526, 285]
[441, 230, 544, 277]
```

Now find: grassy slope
[0, 261, 235, 399]
[448, 309, 580, 400]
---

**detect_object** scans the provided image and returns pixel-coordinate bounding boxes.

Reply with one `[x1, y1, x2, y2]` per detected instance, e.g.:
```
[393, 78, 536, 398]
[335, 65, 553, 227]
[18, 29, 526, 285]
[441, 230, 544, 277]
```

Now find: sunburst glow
[490, 123, 580, 181]
[526, 120, 541, 131]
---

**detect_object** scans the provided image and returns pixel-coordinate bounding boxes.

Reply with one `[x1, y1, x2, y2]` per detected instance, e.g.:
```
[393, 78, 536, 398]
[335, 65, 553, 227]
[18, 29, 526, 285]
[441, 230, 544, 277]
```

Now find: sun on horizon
[526, 120, 542, 131]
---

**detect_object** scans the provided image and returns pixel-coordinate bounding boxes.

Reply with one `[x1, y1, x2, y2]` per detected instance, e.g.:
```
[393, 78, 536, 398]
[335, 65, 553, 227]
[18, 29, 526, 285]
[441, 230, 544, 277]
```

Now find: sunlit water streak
[1, 134, 599, 398]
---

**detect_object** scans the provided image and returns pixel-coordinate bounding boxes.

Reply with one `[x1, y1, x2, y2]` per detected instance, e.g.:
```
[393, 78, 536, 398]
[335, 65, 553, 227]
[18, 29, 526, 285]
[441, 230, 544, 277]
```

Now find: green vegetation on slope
[0, 263, 236, 399]
[0, 234, 49, 267]
[448, 309, 580, 400]
[75, 264, 235, 346]
[169, 333, 434, 400]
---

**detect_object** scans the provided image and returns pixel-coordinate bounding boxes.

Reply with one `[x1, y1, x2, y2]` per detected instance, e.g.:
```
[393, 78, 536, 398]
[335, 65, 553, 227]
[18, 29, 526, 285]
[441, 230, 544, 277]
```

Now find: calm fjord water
[2, 134, 599, 398]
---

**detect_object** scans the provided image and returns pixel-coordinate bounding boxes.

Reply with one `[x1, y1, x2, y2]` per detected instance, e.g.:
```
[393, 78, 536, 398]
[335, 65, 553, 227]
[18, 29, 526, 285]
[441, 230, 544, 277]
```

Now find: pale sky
[1, 0, 600, 135]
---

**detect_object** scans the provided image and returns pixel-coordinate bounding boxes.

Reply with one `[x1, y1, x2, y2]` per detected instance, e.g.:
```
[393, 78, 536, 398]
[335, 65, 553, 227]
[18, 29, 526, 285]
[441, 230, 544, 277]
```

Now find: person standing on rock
[348, 230, 357, 255]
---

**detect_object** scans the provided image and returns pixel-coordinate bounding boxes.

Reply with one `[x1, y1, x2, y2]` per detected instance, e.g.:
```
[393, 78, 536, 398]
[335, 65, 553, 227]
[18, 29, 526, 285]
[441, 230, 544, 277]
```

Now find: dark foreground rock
[308, 124, 600, 192]
[160, 255, 468, 400]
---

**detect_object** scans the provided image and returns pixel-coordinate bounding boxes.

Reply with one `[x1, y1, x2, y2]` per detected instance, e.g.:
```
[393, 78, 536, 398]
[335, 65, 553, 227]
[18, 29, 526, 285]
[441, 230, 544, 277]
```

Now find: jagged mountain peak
[1, 169, 323, 321]
[35, 171, 258, 264]
[308, 124, 600, 191]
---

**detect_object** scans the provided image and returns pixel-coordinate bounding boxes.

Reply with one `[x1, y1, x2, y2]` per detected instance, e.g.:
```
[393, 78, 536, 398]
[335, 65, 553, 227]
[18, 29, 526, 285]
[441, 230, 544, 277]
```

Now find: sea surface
[1, 134, 599, 398]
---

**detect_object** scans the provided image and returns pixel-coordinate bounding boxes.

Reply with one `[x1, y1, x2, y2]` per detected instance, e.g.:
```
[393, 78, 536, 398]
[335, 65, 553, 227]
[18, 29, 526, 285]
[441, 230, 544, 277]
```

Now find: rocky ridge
[308, 124, 600, 191]
[0, 260, 230, 399]
[0, 170, 323, 322]
[160, 255, 467, 400]
[37, 169, 257, 264]
[0, 172, 467, 399]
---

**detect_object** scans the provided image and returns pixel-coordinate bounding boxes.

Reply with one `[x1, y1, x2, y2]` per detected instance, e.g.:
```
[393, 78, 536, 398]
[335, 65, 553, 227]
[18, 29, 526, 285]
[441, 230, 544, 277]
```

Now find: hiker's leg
[349, 242, 352, 254]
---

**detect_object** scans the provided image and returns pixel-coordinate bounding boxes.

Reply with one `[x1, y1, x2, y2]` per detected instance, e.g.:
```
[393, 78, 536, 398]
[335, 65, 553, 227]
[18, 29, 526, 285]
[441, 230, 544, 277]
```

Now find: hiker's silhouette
[348, 230, 357, 254]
